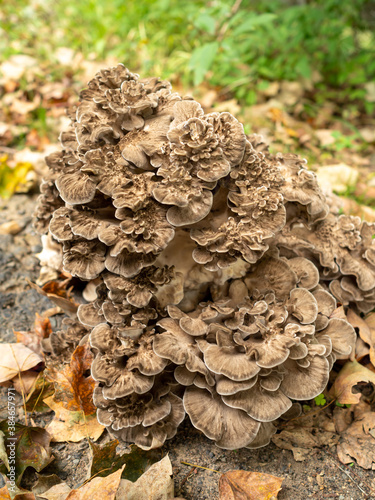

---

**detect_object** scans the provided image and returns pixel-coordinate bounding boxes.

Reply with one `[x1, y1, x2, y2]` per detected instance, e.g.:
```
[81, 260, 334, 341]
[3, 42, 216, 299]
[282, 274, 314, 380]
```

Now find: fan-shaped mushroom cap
[153, 318, 211, 380]
[63, 240, 106, 280]
[287, 257, 320, 290]
[183, 386, 260, 449]
[109, 392, 185, 450]
[42, 318, 89, 363]
[246, 422, 277, 449]
[215, 375, 258, 396]
[280, 356, 330, 400]
[244, 257, 298, 299]
[77, 302, 104, 327]
[222, 382, 292, 422]
[316, 318, 356, 359]
[197, 339, 260, 382]
[287, 288, 318, 324]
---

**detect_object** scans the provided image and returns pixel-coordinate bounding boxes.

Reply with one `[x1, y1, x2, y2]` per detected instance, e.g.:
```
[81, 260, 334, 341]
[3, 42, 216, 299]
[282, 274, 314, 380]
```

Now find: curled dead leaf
[334, 401, 375, 469]
[27, 279, 78, 317]
[329, 360, 375, 405]
[347, 309, 375, 365]
[363, 312, 375, 366]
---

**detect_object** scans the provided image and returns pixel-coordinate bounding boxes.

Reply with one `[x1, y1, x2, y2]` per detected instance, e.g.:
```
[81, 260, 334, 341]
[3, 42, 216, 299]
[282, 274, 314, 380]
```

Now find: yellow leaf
[44, 395, 104, 442]
[0, 155, 33, 199]
[66, 465, 124, 500]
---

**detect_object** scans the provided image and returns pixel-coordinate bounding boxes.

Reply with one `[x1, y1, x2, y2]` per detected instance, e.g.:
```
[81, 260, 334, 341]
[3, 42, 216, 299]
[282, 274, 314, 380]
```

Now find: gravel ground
[0, 193, 374, 499]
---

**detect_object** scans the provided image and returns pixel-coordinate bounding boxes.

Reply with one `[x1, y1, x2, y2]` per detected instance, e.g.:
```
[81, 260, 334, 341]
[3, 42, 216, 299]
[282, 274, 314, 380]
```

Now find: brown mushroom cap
[280, 356, 330, 400]
[222, 382, 292, 422]
[183, 386, 260, 449]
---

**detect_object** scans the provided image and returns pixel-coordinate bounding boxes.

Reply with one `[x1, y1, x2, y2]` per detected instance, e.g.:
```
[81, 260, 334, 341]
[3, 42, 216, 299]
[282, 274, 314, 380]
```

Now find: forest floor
[0, 195, 375, 499]
[1, 54, 375, 499]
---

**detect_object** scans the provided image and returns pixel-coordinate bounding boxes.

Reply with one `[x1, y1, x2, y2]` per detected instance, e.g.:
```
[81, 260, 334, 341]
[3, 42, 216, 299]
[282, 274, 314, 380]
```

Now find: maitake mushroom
[34, 64, 372, 450]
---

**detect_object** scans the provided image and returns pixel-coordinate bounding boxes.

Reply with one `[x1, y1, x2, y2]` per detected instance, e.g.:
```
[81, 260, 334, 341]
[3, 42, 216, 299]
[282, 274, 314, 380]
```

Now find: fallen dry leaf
[334, 401, 375, 469]
[66, 465, 125, 500]
[0, 155, 34, 199]
[0, 220, 23, 235]
[89, 440, 161, 482]
[44, 344, 104, 442]
[44, 398, 104, 442]
[329, 360, 375, 404]
[31, 473, 65, 496]
[27, 279, 78, 317]
[0, 344, 43, 383]
[12, 370, 39, 396]
[35, 482, 72, 500]
[363, 312, 375, 366]
[0, 422, 53, 485]
[25, 373, 54, 413]
[219, 470, 283, 500]
[272, 409, 339, 462]
[115, 455, 174, 500]
[347, 309, 375, 365]
[14, 313, 52, 357]
[46, 344, 95, 413]
[0, 485, 11, 499]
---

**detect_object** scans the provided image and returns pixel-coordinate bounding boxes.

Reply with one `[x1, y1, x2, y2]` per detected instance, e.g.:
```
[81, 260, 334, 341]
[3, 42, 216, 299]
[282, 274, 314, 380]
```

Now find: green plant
[1, 0, 374, 116]
[314, 393, 326, 406]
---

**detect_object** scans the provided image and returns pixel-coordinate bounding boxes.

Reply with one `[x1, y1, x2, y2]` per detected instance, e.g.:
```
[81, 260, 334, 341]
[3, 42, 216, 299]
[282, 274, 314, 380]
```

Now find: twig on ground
[178, 466, 198, 494]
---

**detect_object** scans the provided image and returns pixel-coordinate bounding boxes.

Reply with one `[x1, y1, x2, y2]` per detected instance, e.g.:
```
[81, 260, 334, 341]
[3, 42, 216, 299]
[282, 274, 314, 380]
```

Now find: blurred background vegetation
[1, 0, 375, 209]
[2, 0, 375, 113]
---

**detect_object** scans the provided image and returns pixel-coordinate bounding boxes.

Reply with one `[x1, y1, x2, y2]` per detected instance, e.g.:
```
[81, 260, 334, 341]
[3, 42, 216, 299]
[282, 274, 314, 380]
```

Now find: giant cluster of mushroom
[33, 64, 374, 450]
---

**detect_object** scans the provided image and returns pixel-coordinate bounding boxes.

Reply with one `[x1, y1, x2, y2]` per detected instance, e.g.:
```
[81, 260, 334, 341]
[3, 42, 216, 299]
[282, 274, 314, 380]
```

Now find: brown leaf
[44, 345, 104, 442]
[330, 306, 347, 319]
[89, 440, 162, 482]
[12, 370, 39, 396]
[272, 410, 338, 462]
[329, 360, 375, 404]
[0, 485, 11, 499]
[46, 344, 95, 414]
[219, 470, 283, 500]
[66, 465, 124, 500]
[346, 309, 374, 362]
[27, 279, 78, 317]
[25, 373, 54, 412]
[335, 401, 375, 469]
[14, 313, 52, 357]
[34, 482, 71, 499]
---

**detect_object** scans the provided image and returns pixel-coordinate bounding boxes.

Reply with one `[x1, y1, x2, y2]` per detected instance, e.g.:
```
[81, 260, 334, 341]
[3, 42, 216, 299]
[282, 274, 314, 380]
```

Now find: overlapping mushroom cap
[276, 214, 375, 312]
[33, 64, 366, 451]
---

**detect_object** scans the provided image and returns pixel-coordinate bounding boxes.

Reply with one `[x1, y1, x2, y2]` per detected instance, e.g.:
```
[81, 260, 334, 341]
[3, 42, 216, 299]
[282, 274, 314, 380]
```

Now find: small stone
[0, 221, 22, 235]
